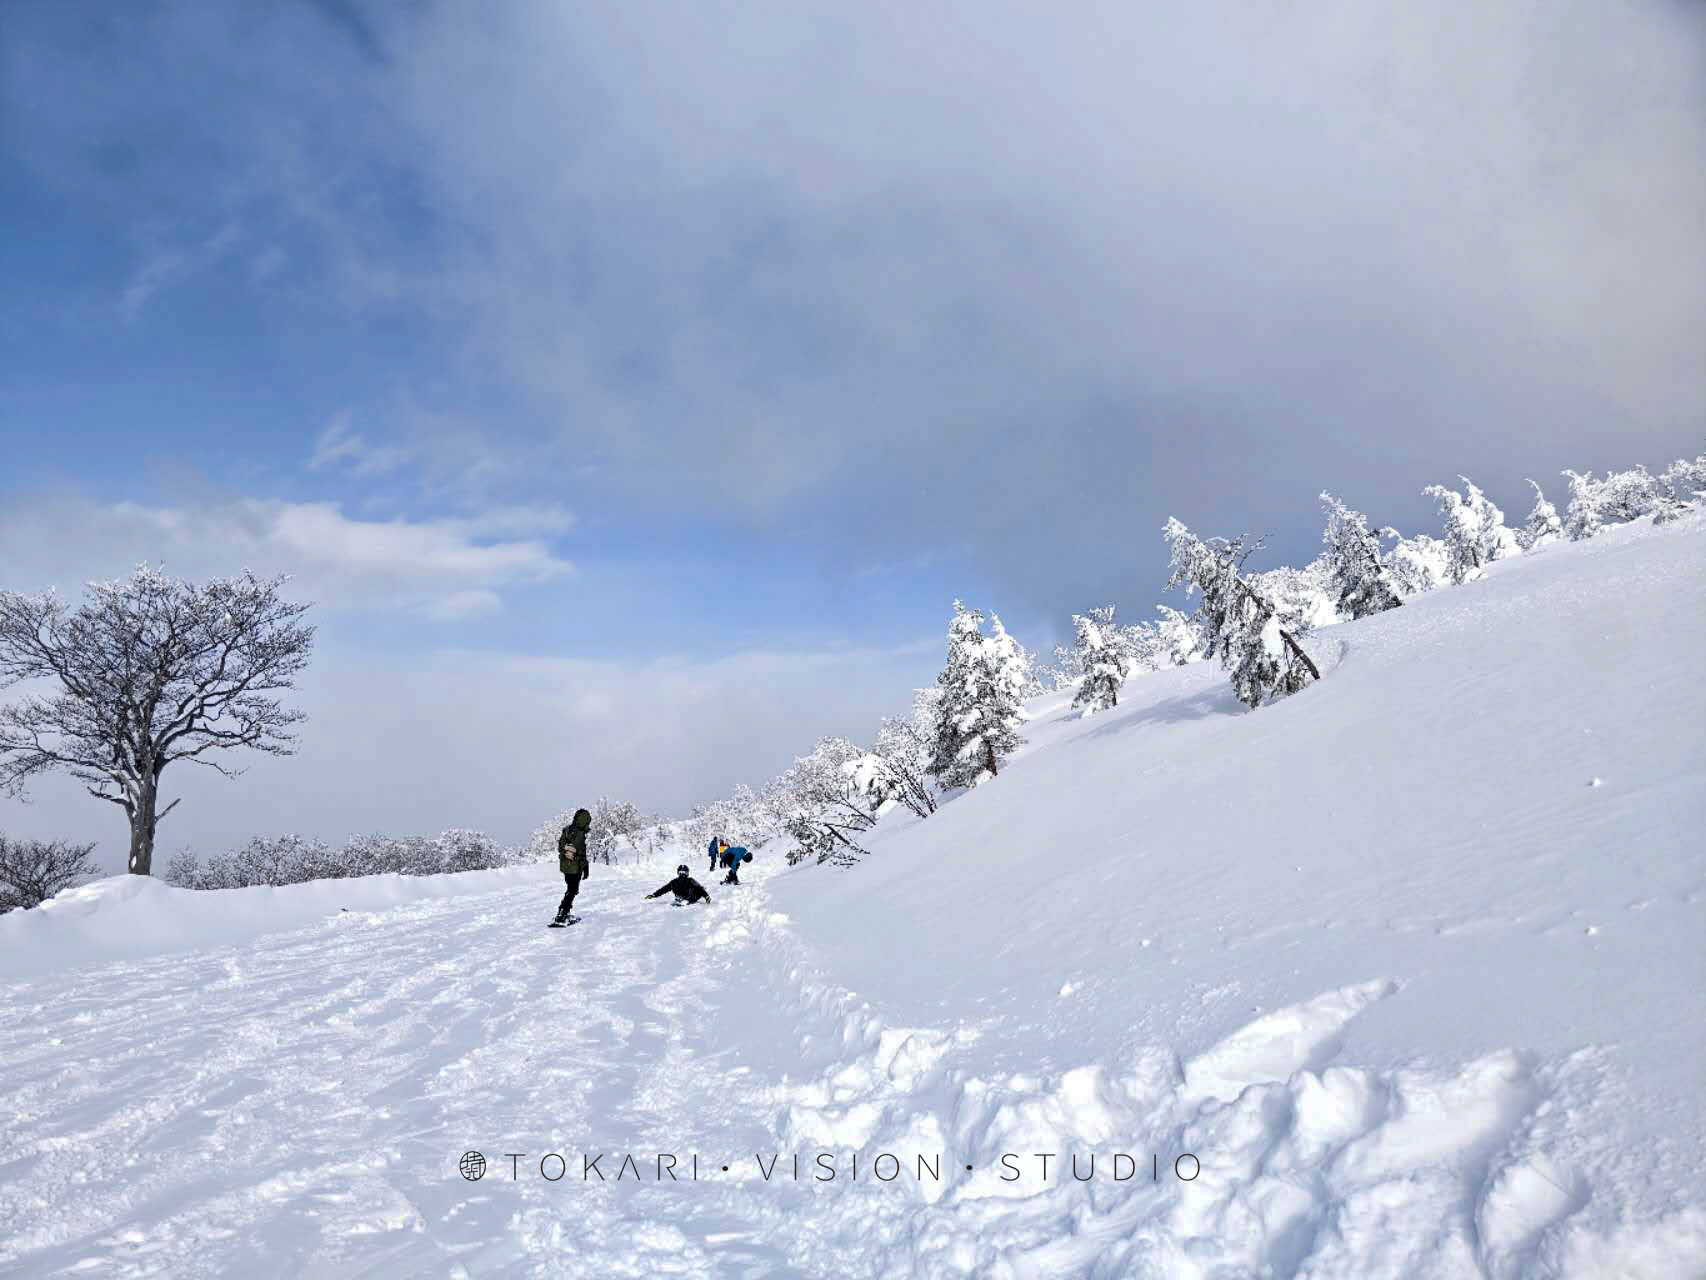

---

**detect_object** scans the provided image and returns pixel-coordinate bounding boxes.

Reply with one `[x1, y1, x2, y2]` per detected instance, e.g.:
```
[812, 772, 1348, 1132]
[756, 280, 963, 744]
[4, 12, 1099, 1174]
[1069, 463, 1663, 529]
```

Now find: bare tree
[0, 834, 99, 911]
[0, 567, 314, 876]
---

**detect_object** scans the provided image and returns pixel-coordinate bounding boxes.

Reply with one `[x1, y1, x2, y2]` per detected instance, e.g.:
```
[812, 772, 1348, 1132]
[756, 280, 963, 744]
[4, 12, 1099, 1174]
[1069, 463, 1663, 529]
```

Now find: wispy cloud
[308, 410, 413, 477]
[119, 223, 241, 323]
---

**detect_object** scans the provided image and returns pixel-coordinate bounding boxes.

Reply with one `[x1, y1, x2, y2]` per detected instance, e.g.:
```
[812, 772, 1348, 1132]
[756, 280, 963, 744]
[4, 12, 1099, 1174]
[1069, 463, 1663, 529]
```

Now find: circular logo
[459, 1151, 487, 1181]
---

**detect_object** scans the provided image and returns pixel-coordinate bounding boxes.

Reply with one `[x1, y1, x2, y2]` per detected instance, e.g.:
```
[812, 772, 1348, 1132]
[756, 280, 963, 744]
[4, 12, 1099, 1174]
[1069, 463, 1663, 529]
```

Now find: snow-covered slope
[769, 511, 1706, 1275]
[1, 513, 1701, 1278]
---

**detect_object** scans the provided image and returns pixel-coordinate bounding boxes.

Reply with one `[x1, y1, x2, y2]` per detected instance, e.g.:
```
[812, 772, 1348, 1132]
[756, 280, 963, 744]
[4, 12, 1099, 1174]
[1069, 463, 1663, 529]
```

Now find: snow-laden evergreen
[1518, 479, 1564, 551]
[1562, 469, 1604, 541]
[1384, 530, 1450, 597]
[927, 601, 1028, 787]
[1422, 475, 1522, 584]
[1163, 518, 1320, 709]
[1318, 492, 1404, 619]
[1067, 606, 1126, 717]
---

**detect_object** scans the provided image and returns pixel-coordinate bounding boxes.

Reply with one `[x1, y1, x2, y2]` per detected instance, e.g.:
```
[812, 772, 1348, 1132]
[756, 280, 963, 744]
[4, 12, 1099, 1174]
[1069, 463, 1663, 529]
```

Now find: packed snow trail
[7, 861, 1703, 1277]
[0, 868, 825, 1277]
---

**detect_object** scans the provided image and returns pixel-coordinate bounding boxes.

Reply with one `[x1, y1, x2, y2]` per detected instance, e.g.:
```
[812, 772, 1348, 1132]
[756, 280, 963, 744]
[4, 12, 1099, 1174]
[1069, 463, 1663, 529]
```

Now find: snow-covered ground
[2, 514, 1702, 1277]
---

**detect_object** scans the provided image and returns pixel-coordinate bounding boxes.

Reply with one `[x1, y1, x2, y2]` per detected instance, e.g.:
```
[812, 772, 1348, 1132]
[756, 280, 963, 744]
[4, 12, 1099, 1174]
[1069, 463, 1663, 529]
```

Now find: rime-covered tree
[928, 601, 1027, 788]
[1319, 493, 1403, 619]
[1154, 605, 1205, 666]
[850, 688, 940, 820]
[1069, 606, 1126, 717]
[1163, 519, 1320, 709]
[1561, 470, 1603, 541]
[1115, 618, 1168, 674]
[1598, 465, 1666, 523]
[1384, 532, 1449, 598]
[0, 567, 314, 876]
[1422, 477, 1520, 584]
[770, 736, 882, 866]
[1662, 454, 1706, 510]
[1517, 480, 1563, 551]
[688, 782, 780, 854]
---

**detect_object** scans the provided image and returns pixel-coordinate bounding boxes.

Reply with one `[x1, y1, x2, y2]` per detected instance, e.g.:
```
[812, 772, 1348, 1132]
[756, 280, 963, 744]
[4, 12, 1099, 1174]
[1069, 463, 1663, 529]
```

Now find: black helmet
[676, 864, 689, 876]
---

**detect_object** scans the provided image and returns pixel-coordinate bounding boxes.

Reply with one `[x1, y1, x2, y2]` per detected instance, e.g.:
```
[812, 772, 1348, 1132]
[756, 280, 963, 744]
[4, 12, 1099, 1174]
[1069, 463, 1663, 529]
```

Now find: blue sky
[3, 0, 1703, 863]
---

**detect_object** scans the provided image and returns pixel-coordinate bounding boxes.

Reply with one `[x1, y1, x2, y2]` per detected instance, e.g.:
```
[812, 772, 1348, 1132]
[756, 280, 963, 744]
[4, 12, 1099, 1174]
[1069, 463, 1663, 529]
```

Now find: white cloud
[308, 410, 412, 477]
[0, 494, 572, 620]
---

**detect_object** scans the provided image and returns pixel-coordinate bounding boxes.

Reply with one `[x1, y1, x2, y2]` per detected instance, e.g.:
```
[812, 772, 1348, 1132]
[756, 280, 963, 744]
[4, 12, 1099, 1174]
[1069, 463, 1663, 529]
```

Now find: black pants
[556, 872, 582, 919]
[722, 868, 739, 885]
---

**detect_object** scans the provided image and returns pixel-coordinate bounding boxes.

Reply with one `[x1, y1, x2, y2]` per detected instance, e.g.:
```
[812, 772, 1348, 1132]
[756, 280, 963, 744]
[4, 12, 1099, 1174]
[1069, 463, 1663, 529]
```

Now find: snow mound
[0, 864, 553, 981]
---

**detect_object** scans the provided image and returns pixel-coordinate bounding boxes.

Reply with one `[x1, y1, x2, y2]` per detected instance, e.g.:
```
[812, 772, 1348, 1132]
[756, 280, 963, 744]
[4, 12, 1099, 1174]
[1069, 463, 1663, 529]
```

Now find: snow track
[3, 864, 1703, 1276]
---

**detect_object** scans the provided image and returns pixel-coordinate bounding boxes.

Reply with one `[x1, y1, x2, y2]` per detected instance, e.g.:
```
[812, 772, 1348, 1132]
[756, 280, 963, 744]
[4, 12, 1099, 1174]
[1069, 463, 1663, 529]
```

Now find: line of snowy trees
[164, 828, 526, 889]
[633, 450, 1704, 871]
[1054, 453, 1706, 717]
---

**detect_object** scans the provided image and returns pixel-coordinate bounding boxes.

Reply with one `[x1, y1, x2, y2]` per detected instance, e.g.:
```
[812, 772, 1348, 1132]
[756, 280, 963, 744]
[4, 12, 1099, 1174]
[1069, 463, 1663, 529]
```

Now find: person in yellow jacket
[551, 808, 592, 927]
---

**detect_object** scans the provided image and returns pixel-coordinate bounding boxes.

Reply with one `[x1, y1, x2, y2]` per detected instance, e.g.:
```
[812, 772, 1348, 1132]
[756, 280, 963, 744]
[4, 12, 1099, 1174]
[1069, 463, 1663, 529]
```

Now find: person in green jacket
[552, 808, 592, 926]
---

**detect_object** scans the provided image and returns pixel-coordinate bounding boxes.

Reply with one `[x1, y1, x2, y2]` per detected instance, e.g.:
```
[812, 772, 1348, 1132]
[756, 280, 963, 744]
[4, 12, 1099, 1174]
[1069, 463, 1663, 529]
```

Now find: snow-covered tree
[1661, 454, 1706, 510]
[851, 688, 940, 820]
[1561, 470, 1603, 540]
[1069, 606, 1126, 717]
[1248, 556, 1342, 631]
[1154, 605, 1206, 666]
[928, 601, 1028, 788]
[1319, 493, 1403, 619]
[1384, 532, 1449, 598]
[1421, 477, 1520, 584]
[1517, 479, 1563, 551]
[1113, 618, 1167, 674]
[0, 567, 315, 876]
[1163, 519, 1321, 709]
[689, 782, 782, 854]
[769, 736, 883, 866]
[1598, 466, 1666, 524]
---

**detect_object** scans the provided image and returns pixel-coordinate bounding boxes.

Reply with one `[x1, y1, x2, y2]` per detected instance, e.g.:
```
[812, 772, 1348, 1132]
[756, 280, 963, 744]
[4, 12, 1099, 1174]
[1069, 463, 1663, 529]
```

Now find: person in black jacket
[551, 808, 592, 926]
[646, 865, 711, 905]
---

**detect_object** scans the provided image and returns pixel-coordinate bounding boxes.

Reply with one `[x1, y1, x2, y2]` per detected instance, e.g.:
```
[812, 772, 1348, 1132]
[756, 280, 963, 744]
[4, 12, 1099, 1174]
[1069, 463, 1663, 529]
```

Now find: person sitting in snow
[551, 808, 592, 926]
[645, 865, 711, 905]
[720, 844, 752, 885]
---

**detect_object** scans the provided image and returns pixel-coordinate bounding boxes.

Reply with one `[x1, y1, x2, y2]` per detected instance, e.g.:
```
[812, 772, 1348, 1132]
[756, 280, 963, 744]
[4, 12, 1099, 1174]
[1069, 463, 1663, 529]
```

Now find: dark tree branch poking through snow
[0, 567, 315, 876]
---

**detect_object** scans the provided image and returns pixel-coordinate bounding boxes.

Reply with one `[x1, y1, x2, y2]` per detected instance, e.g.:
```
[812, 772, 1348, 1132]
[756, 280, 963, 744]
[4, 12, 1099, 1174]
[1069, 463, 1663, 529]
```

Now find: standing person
[551, 808, 592, 927]
[721, 844, 752, 885]
[645, 865, 711, 905]
[707, 835, 726, 874]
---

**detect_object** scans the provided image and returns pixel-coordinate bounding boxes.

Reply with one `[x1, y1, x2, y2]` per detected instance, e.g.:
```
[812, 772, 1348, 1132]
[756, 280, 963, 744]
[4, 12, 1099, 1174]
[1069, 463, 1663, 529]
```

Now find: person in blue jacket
[720, 843, 752, 885]
[707, 835, 726, 874]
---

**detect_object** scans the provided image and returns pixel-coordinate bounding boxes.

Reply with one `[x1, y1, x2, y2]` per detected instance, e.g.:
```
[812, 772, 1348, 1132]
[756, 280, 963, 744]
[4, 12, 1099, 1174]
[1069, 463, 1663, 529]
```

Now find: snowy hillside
[2, 514, 1703, 1278]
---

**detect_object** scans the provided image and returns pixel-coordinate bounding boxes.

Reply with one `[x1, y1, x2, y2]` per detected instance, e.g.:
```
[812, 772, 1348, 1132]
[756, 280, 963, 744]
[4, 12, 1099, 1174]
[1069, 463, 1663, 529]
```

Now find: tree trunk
[127, 784, 159, 876]
[984, 741, 998, 778]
